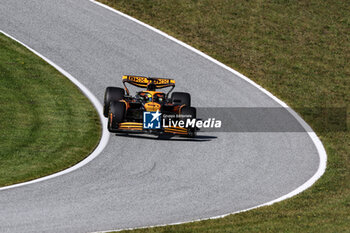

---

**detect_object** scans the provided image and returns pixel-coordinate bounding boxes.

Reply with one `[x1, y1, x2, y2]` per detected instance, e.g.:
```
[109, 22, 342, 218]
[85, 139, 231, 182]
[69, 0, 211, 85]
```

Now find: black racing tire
[171, 92, 191, 106]
[108, 101, 125, 131]
[103, 87, 125, 117]
[181, 106, 197, 138]
[181, 106, 196, 119]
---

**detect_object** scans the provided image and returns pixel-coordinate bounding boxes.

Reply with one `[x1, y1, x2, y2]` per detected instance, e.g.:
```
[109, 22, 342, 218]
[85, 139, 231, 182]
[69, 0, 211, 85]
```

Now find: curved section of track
[0, 30, 110, 192]
[0, 0, 325, 232]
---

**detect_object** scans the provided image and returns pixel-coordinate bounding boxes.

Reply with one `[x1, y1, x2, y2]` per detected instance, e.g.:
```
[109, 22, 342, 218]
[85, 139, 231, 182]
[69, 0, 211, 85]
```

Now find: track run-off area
[0, 0, 325, 232]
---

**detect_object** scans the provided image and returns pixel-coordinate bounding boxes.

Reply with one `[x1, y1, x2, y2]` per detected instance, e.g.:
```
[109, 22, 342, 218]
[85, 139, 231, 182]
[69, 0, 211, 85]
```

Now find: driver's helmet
[139, 92, 152, 102]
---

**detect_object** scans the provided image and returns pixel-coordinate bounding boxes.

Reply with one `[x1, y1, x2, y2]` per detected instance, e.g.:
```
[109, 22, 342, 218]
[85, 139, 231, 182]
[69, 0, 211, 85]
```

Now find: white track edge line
[0, 30, 110, 191]
[88, 1, 327, 232]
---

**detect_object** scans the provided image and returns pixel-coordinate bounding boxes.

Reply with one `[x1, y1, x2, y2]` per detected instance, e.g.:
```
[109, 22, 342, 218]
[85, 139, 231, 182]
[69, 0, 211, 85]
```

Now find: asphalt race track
[0, 0, 322, 232]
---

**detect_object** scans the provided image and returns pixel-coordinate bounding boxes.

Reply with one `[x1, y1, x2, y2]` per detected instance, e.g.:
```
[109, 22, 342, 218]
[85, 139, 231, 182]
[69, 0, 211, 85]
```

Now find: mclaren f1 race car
[103, 75, 197, 137]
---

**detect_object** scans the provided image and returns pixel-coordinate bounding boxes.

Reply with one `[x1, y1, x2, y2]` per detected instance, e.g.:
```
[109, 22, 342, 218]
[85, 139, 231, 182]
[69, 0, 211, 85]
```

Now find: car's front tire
[181, 106, 197, 138]
[104, 87, 125, 117]
[108, 101, 125, 132]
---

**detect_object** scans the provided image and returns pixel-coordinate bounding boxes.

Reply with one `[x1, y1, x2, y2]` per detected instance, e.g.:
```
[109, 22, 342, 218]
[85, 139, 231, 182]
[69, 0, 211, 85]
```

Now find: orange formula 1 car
[103, 75, 197, 137]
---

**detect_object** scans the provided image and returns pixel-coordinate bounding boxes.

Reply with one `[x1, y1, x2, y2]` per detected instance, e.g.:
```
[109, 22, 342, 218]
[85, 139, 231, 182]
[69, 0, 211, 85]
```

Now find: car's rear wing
[122, 75, 175, 95]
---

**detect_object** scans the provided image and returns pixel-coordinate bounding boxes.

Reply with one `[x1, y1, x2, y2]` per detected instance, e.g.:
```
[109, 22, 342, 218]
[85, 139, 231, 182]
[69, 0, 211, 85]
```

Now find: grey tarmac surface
[0, 0, 320, 232]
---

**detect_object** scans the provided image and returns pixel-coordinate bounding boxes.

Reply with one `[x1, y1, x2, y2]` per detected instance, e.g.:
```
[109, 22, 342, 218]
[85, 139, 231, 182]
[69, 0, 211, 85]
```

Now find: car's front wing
[113, 122, 189, 135]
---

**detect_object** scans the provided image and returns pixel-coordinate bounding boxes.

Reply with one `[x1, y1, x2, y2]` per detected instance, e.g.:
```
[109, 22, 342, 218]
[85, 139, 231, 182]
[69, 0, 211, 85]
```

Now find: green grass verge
[98, 0, 350, 232]
[0, 33, 101, 187]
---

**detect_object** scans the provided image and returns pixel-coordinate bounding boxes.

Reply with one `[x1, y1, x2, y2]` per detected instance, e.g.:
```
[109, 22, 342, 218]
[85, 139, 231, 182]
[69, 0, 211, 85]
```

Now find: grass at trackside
[99, 0, 350, 232]
[0, 33, 101, 187]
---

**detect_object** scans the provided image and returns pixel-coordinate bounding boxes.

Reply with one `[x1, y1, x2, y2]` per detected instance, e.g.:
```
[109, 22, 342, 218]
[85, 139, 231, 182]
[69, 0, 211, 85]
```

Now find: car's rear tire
[108, 101, 125, 132]
[104, 87, 125, 117]
[171, 92, 191, 106]
[181, 106, 197, 138]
